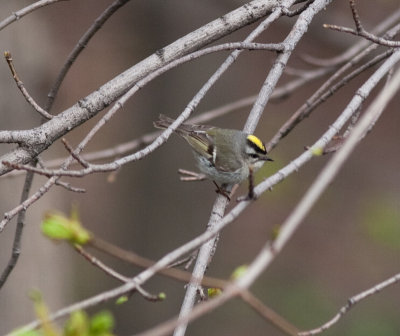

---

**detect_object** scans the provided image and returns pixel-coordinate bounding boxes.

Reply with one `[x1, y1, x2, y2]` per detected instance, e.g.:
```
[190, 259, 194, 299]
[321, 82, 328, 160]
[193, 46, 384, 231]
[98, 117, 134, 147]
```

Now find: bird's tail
[153, 114, 199, 136]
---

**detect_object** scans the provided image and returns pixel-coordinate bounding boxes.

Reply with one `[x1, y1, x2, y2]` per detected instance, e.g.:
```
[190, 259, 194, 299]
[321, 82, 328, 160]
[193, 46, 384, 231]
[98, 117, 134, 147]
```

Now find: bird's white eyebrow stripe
[212, 146, 217, 164]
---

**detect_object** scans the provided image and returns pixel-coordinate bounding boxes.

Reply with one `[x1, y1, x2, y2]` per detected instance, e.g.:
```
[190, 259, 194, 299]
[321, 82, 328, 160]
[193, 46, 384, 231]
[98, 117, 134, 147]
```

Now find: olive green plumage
[154, 114, 272, 186]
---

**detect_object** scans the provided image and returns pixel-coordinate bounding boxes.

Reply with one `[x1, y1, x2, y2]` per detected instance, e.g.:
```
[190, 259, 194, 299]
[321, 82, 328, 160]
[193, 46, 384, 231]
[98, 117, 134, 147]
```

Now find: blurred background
[0, 0, 400, 335]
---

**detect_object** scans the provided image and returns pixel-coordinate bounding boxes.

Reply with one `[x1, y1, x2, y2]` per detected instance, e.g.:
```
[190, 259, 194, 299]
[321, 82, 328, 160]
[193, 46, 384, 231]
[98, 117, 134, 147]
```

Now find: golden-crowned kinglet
[154, 114, 273, 199]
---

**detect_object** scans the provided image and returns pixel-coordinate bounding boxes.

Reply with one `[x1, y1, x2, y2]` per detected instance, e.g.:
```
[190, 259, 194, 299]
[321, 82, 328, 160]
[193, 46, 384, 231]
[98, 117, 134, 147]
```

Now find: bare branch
[74, 244, 130, 284]
[0, 0, 70, 31]
[44, 0, 132, 112]
[90, 236, 227, 289]
[280, 0, 314, 17]
[0, 168, 35, 288]
[240, 291, 299, 336]
[324, 0, 400, 47]
[267, 48, 393, 151]
[244, 0, 330, 133]
[324, 23, 400, 47]
[4, 51, 53, 119]
[74, 245, 163, 302]
[349, 0, 363, 32]
[301, 7, 400, 66]
[0, 176, 57, 232]
[53, 180, 86, 193]
[299, 272, 400, 336]
[61, 138, 89, 168]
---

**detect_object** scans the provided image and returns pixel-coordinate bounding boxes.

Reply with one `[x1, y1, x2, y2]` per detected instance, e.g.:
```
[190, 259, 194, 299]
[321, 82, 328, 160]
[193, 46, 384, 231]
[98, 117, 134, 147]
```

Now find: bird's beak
[263, 155, 273, 162]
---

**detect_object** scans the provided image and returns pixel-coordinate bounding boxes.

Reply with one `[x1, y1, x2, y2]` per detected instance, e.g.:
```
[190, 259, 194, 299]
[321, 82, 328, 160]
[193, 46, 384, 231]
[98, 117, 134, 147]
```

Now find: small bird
[154, 114, 273, 200]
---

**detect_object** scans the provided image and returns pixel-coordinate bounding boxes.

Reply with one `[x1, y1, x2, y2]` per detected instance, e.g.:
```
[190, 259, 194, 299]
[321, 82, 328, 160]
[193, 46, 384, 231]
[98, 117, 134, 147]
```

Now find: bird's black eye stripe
[207, 143, 214, 156]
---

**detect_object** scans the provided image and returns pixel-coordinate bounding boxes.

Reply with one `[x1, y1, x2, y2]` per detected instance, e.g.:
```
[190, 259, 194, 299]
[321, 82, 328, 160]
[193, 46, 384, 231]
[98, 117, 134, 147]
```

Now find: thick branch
[0, 0, 278, 176]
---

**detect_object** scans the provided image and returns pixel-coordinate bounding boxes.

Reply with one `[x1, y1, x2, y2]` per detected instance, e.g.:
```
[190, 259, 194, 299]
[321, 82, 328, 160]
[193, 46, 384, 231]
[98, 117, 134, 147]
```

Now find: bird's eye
[249, 154, 259, 159]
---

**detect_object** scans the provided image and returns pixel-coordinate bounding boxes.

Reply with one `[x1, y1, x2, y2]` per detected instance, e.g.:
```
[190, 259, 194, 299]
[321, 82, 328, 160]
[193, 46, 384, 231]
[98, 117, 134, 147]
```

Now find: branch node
[62, 138, 90, 168]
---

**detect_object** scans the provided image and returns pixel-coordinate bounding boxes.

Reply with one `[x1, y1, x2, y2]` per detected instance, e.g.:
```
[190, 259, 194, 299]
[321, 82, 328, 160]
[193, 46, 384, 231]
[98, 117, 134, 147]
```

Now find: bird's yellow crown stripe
[247, 135, 265, 152]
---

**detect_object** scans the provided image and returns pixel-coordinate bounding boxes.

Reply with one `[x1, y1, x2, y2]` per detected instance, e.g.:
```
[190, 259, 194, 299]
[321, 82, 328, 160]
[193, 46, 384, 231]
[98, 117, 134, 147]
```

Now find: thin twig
[266, 48, 393, 151]
[280, 60, 400, 336]
[244, 0, 323, 133]
[61, 138, 89, 168]
[0, 0, 70, 31]
[324, 24, 400, 47]
[44, 0, 132, 112]
[90, 236, 227, 289]
[349, 0, 362, 32]
[0, 176, 58, 233]
[327, 65, 396, 154]
[36, 157, 86, 193]
[74, 244, 130, 283]
[4, 51, 53, 120]
[167, 251, 198, 270]
[240, 291, 299, 336]
[74, 244, 162, 302]
[301, 7, 400, 66]
[54, 180, 86, 193]
[299, 272, 400, 335]
[131, 284, 300, 336]
[0, 169, 35, 288]
[324, 0, 400, 47]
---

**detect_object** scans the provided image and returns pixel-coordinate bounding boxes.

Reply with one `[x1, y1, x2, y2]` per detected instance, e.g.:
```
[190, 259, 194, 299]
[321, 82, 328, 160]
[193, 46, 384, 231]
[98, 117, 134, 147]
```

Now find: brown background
[0, 1, 399, 335]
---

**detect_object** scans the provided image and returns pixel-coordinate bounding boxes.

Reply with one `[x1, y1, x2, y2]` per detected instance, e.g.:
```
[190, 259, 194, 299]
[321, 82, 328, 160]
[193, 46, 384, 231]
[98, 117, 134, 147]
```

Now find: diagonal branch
[299, 272, 400, 335]
[267, 48, 394, 151]
[0, 168, 35, 289]
[74, 245, 163, 302]
[44, 0, 132, 112]
[4, 51, 53, 120]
